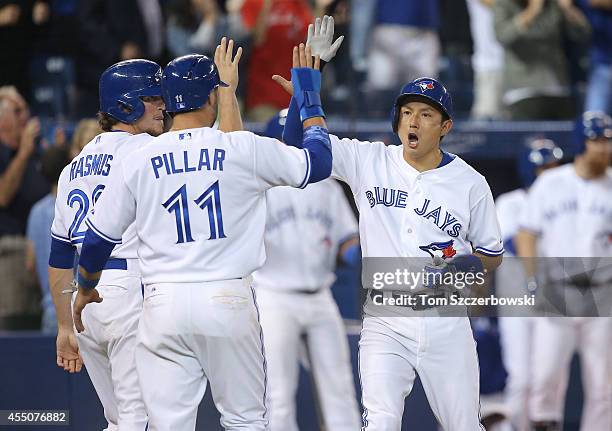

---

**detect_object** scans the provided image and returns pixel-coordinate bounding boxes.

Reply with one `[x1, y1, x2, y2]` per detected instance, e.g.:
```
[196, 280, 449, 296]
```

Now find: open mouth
[408, 132, 419, 148]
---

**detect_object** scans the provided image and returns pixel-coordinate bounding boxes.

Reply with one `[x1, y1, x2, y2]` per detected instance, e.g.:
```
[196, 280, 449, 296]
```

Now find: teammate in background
[516, 111, 612, 431]
[277, 16, 504, 429]
[48, 59, 166, 431]
[253, 111, 361, 431]
[71, 43, 333, 430]
[495, 139, 563, 431]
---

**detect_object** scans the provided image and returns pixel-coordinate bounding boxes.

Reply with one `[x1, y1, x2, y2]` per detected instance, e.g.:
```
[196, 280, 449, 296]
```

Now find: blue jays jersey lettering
[52, 131, 151, 256]
[521, 164, 612, 258]
[365, 187, 408, 209]
[150, 148, 225, 179]
[88, 127, 312, 285]
[329, 135, 503, 259]
[413, 198, 462, 237]
[254, 179, 358, 291]
[69, 150, 113, 181]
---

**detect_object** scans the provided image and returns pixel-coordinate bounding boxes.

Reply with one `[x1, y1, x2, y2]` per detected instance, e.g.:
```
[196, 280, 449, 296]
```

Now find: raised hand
[272, 44, 321, 96]
[306, 15, 344, 62]
[214, 37, 243, 91]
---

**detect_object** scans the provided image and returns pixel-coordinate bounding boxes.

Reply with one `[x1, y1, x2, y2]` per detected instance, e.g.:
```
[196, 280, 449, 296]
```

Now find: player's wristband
[450, 254, 484, 274]
[282, 97, 304, 148]
[77, 272, 100, 290]
[291, 68, 325, 121]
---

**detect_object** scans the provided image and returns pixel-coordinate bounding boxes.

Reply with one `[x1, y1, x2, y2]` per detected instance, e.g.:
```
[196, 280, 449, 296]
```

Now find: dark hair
[41, 146, 70, 184]
[97, 112, 119, 132]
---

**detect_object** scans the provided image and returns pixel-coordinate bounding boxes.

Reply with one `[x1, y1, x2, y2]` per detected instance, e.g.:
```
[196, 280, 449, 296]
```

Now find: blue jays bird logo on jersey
[417, 81, 435, 92]
[419, 240, 457, 260]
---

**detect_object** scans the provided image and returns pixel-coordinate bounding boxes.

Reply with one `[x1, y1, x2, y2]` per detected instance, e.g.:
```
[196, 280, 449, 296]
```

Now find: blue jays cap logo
[417, 81, 435, 92]
[419, 240, 457, 259]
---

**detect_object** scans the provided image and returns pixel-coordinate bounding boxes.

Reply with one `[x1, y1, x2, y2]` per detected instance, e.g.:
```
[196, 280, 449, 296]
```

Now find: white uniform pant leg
[499, 317, 533, 431]
[415, 317, 484, 431]
[105, 278, 148, 431]
[76, 307, 119, 431]
[529, 318, 575, 423]
[358, 315, 417, 431]
[578, 318, 612, 431]
[136, 284, 207, 431]
[247, 287, 300, 431]
[305, 289, 361, 431]
[200, 285, 268, 430]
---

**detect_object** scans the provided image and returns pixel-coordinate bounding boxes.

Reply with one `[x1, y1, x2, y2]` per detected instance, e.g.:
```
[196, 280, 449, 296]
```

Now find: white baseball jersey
[520, 164, 612, 258]
[329, 135, 502, 430]
[253, 179, 358, 291]
[88, 127, 311, 285]
[51, 131, 151, 258]
[495, 188, 527, 256]
[330, 135, 504, 260]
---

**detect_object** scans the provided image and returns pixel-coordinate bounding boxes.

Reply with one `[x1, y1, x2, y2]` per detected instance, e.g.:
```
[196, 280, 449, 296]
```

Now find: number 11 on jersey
[163, 180, 226, 244]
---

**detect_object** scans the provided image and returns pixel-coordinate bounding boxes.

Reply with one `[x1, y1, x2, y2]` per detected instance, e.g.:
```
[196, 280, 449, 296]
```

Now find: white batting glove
[306, 15, 344, 62]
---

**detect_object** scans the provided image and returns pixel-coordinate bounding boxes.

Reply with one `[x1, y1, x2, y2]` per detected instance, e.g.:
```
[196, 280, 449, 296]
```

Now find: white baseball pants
[255, 287, 361, 431]
[75, 261, 147, 431]
[358, 313, 484, 430]
[135, 278, 268, 431]
[529, 317, 612, 430]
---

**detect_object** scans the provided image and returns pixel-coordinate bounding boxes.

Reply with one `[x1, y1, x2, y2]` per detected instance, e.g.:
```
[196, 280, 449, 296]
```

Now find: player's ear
[440, 118, 453, 137]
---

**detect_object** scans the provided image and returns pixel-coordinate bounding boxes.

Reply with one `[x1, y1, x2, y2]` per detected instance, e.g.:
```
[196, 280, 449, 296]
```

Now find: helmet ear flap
[108, 96, 145, 124]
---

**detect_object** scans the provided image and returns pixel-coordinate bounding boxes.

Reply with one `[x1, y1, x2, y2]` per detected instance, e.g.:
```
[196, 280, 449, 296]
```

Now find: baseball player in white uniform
[71, 45, 333, 431]
[495, 139, 563, 431]
[48, 59, 165, 431]
[252, 112, 361, 431]
[516, 111, 612, 431]
[278, 47, 504, 429]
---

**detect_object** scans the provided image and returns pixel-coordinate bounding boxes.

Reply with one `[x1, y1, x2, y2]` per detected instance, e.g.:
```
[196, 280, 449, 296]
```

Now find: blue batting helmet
[391, 77, 453, 132]
[263, 109, 289, 141]
[573, 111, 612, 155]
[99, 59, 162, 124]
[518, 138, 564, 187]
[162, 54, 228, 114]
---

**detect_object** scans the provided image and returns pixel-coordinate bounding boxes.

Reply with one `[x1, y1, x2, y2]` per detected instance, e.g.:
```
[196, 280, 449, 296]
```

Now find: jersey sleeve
[85, 159, 136, 244]
[519, 177, 545, 235]
[468, 184, 504, 257]
[330, 134, 378, 192]
[331, 181, 359, 244]
[248, 133, 311, 191]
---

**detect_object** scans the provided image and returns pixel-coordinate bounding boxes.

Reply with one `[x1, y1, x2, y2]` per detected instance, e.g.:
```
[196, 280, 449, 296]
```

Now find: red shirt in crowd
[241, 0, 312, 111]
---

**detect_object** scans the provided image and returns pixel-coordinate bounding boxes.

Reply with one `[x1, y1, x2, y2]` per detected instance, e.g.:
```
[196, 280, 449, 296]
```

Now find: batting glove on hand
[423, 256, 452, 289]
[306, 15, 344, 62]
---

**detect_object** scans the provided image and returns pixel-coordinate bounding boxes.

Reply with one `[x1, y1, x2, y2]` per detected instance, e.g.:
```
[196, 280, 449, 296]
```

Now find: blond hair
[70, 119, 101, 158]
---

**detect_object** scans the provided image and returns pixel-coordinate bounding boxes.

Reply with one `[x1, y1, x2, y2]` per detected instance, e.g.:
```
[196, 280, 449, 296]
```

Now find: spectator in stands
[75, 0, 162, 117]
[166, 0, 247, 58]
[439, 0, 474, 116]
[29, 0, 78, 119]
[577, 0, 612, 114]
[350, 0, 375, 77]
[241, 0, 312, 121]
[0, 1, 48, 100]
[493, 0, 591, 120]
[365, 0, 440, 92]
[362, 0, 440, 117]
[467, 0, 505, 119]
[69, 118, 100, 159]
[26, 146, 70, 334]
[0, 86, 49, 329]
